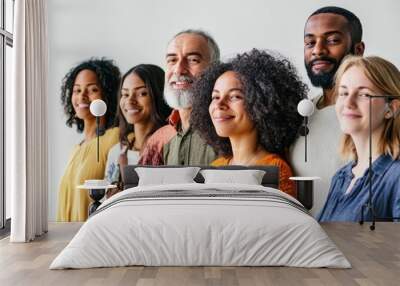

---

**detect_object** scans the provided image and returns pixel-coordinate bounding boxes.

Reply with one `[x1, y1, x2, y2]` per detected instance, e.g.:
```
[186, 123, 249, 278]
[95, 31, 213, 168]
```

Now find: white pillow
[135, 167, 201, 186]
[200, 169, 266, 185]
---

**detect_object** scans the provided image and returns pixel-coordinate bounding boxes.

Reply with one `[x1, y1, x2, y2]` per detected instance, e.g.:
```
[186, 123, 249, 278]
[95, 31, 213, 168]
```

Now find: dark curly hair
[61, 58, 121, 133]
[190, 49, 308, 157]
[115, 64, 172, 146]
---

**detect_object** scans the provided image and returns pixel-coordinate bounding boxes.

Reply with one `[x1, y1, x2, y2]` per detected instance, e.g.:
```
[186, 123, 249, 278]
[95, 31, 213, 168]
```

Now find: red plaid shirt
[138, 110, 180, 165]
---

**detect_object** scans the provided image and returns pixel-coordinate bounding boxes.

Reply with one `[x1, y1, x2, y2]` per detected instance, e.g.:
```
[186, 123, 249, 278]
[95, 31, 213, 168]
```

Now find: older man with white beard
[139, 29, 219, 165]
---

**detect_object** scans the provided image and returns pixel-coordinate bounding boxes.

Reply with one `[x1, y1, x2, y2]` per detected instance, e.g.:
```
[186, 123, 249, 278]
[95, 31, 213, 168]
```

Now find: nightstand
[77, 184, 116, 215]
[289, 177, 320, 210]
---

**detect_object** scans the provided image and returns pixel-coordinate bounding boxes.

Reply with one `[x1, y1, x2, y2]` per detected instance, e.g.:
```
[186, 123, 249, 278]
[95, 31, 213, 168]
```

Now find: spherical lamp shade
[297, 99, 315, 117]
[90, 99, 107, 117]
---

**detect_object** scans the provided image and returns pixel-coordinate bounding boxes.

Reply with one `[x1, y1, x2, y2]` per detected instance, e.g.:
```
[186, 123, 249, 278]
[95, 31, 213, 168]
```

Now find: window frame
[0, 0, 14, 232]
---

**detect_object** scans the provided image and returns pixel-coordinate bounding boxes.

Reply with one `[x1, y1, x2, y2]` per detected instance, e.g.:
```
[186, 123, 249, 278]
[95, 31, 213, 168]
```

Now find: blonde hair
[334, 55, 400, 160]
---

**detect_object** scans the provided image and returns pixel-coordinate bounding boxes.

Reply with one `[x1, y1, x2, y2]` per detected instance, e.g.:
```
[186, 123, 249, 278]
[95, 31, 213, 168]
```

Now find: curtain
[10, 0, 48, 242]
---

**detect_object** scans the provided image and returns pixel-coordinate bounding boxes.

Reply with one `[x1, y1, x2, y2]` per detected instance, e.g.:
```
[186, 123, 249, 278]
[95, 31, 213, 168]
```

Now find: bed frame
[122, 165, 314, 210]
[122, 165, 280, 189]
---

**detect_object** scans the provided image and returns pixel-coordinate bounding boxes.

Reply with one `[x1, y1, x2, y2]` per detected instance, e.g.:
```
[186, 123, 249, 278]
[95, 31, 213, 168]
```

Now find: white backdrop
[47, 0, 400, 220]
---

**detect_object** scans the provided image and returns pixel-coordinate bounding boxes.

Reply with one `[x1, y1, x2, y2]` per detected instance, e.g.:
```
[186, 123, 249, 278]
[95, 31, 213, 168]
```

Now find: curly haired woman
[191, 49, 307, 197]
[57, 58, 121, 221]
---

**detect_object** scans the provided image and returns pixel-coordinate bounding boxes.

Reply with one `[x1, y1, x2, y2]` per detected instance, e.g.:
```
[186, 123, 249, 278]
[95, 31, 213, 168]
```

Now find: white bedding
[50, 183, 350, 269]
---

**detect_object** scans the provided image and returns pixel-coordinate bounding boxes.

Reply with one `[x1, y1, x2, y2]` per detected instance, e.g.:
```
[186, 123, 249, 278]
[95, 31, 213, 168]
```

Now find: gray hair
[172, 29, 220, 63]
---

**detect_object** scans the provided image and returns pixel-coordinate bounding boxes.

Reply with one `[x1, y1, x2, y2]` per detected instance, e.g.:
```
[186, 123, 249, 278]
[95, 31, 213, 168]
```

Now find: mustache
[169, 74, 194, 84]
[308, 56, 338, 66]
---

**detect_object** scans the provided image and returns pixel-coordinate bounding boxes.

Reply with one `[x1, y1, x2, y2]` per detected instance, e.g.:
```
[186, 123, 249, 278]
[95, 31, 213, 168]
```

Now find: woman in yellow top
[57, 58, 121, 221]
[191, 50, 308, 197]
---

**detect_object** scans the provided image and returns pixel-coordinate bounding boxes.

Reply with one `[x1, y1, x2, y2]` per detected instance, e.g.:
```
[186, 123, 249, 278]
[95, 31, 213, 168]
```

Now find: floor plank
[0, 222, 399, 286]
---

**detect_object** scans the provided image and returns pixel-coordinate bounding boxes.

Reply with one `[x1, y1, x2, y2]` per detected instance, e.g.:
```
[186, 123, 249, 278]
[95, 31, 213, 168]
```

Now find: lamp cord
[368, 95, 375, 229]
[96, 117, 99, 162]
[304, 117, 308, 162]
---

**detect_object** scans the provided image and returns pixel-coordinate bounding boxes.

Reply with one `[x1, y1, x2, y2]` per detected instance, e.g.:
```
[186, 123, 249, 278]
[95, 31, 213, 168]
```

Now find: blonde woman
[318, 56, 400, 222]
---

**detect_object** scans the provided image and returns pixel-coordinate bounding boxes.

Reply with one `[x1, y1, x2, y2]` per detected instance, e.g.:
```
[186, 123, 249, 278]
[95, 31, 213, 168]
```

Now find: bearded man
[290, 6, 365, 215]
[139, 29, 219, 165]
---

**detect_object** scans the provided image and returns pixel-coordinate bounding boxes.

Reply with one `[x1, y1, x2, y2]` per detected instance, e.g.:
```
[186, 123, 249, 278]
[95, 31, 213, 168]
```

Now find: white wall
[47, 0, 400, 220]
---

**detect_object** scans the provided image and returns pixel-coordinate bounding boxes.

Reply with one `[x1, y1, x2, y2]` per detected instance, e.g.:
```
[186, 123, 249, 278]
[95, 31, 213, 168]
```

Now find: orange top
[211, 154, 296, 198]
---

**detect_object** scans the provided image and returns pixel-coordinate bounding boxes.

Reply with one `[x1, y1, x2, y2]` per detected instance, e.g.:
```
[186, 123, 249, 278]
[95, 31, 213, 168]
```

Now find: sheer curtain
[10, 0, 48, 242]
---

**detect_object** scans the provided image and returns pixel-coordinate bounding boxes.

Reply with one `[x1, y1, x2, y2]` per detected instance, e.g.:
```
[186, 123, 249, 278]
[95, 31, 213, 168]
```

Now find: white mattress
[50, 183, 350, 269]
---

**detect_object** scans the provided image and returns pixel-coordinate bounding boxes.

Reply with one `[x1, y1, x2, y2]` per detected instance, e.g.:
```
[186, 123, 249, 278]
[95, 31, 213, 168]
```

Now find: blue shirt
[318, 155, 400, 222]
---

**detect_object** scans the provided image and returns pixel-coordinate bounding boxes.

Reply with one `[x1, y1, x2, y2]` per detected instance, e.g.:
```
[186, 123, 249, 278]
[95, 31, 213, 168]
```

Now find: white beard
[164, 84, 193, 109]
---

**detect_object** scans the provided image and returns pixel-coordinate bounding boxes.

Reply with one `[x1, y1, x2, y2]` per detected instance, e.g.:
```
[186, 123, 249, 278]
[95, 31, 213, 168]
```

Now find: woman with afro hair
[191, 49, 307, 197]
[57, 58, 121, 221]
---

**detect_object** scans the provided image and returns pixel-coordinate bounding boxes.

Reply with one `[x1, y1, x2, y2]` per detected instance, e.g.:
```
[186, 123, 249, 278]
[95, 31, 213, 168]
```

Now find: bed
[50, 165, 350, 269]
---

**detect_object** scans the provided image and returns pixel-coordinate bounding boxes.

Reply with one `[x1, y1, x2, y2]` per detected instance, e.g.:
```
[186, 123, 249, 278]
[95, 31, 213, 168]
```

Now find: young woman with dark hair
[104, 64, 172, 197]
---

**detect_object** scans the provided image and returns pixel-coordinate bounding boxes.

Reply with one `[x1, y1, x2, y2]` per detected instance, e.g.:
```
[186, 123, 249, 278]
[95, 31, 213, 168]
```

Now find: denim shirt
[318, 155, 400, 222]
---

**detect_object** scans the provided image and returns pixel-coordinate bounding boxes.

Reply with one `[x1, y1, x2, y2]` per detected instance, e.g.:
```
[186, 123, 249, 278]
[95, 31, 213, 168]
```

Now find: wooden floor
[0, 223, 399, 286]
